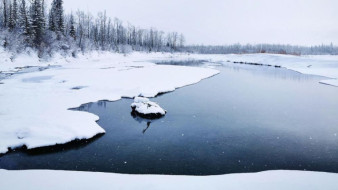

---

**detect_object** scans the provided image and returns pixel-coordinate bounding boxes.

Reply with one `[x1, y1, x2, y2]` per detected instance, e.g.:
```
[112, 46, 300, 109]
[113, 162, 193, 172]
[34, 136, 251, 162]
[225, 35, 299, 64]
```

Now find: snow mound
[131, 97, 166, 119]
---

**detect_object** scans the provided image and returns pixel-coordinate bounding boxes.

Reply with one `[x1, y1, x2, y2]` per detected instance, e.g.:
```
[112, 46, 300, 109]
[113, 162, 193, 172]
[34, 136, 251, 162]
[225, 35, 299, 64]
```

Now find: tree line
[185, 43, 338, 55]
[0, 0, 186, 57]
[0, 0, 336, 57]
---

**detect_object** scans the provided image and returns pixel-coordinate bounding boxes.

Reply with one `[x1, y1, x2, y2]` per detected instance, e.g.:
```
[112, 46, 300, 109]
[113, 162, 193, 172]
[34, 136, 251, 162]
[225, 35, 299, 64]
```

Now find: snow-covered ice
[131, 97, 166, 118]
[0, 169, 337, 190]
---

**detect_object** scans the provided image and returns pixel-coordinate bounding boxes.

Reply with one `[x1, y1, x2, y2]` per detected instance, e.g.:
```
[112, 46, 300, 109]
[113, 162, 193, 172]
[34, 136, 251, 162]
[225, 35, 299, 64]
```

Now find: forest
[0, 0, 337, 58]
[0, 0, 185, 57]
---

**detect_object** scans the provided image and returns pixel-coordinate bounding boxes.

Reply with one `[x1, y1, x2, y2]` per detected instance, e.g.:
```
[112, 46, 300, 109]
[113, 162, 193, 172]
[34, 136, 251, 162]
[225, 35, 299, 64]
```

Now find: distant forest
[0, 0, 337, 58]
[0, 0, 185, 57]
[186, 44, 338, 55]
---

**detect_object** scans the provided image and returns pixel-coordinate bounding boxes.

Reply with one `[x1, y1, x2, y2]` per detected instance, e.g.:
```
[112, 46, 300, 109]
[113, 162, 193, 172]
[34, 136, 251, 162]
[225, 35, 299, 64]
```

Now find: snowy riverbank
[156, 53, 338, 86]
[0, 169, 337, 190]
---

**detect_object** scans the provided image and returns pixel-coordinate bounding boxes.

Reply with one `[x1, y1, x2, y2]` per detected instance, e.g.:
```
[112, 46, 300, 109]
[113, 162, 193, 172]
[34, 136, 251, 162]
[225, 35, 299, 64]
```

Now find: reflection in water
[144, 122, 152, 134]
[156, 60, 209, 66]
[1, 62, 338, 176]
[158, 60, 324, 83]
[130, 111, 156, 134]
[221, 62, 318, 82]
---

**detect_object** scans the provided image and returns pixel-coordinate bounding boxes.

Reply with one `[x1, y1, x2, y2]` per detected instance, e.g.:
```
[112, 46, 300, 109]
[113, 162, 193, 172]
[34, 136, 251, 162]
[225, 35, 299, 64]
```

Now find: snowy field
[1, 50, 338, 189]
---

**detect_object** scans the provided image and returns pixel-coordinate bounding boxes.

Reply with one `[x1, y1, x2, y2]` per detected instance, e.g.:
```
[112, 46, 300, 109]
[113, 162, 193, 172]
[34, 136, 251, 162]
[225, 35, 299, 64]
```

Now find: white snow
[0, 51, 219, 154]
[0, 169, 337, 190]
[159, 53, 338, 86]
[131, 97, 166, 117]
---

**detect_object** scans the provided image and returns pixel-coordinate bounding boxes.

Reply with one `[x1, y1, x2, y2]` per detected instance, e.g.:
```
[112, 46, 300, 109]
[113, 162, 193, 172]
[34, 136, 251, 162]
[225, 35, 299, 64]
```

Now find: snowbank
[222, 54, 338, 86]
[156, 53, 338, 86]
[0, 51, 219, 154]
[131, 97, 166, 119]
[0, 169, 337, 190]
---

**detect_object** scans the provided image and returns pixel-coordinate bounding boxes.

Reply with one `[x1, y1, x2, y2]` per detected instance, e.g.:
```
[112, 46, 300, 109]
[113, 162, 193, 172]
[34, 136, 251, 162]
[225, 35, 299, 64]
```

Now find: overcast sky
[59, 0, 338, 46]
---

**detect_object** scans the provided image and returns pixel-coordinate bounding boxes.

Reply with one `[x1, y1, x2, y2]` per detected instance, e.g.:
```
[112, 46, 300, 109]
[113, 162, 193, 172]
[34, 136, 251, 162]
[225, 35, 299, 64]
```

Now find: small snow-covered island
[1, 0, 338, 190]
[131, 97, 167, 119]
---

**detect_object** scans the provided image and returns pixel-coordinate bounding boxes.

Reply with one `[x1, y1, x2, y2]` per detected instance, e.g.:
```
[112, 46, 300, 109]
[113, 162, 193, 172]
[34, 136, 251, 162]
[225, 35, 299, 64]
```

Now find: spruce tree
[3, 0, 8, 28]
[56, 0, 64, 33]
[8, 3, 15, 30]
[48, 8, 55, 31]
[69, 13, 76, 40]
[41, 0, 45, 29]
[12, 0, 18, 27]
[31, 0, 44, 46]
[49, 0, 64, 34]
[19, 0, 30, 36]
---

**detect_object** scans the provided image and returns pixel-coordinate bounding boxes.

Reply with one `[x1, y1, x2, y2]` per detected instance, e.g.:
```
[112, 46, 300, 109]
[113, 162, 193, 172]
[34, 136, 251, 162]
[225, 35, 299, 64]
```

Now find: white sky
[58, 0, 338, 46]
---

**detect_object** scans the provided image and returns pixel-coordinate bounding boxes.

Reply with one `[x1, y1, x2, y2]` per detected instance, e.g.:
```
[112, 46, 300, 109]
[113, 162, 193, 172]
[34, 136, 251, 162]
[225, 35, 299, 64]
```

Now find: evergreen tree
[69, 13, 76, 40]
[41, 0, 45, 29]
[31, 0, 44, 46]
[19, 0, 30, 36]
[49, 0, 64, 34]
[55, 0, 64, 33]
[8, 3, 14, 30]
[12, 0, 18, 27]
[3, 0, 8, 28]
[48, 8, 55, 31]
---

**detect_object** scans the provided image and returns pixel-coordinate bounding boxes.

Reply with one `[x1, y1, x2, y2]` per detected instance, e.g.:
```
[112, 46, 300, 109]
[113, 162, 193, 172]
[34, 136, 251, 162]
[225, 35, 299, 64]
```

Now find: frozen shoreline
[0, 51, 220, 154]
[157, 53, 338, 86]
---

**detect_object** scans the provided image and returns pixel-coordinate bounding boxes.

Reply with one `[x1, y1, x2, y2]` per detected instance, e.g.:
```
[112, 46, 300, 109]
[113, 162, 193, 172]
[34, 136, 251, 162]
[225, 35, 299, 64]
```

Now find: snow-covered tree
[48, 7, 55, 31]
[0, 0, 187, 54]
[30, 0, 44, 46]
[18, 0, 30, 36]
[2, 0, 8, 28]
[12, 0, 17, 26]
[69, 13, 75, 40]
[49, 0, 64, 34]
[8, 3, 14, 30]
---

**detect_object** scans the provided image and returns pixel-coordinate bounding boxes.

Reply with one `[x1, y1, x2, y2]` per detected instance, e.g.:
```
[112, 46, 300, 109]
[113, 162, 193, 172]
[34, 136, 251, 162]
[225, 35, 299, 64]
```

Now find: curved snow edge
[0, 65, 220, 155]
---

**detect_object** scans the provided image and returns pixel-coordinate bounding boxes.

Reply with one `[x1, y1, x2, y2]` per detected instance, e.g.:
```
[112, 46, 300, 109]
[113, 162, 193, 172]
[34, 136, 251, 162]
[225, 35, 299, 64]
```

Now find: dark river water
[1, 62, 338, 175]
